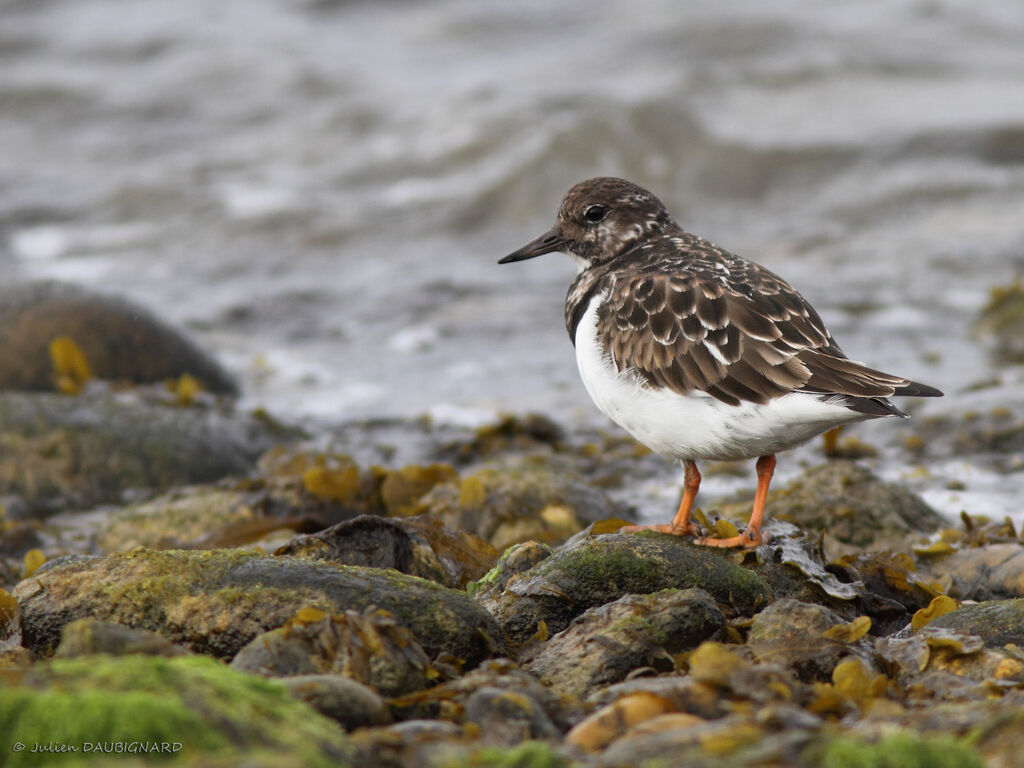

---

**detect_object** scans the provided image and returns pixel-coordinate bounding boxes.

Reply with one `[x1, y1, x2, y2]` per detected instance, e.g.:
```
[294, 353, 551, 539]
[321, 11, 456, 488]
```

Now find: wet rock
[585, 675, 730, 720]
[914, 543, 1024, 601]
[739, 523, 866, 618]
[0, 391, 291, 516]
[593, 716, 770, 768]
[231, 606, 432, 696]
[477, 532, 772, 644]
[746, 599, 871, 682]
[277, 513, 498, 589]
[419, 458, 627, 549]
[349, 719, 464, 768]
[463, 686, 560, 745]
[686, 641, 810, 712]
[278, 449, 459, 519]
[718, 461, 941, 555]
[0, 646, 34, 669]
[598, 709, 811, 768]
[874, 627, 1024, 701]
[1, 585, 20, 644]
[92, 450, 424, 554]
[0, 516, 41, 556]
[1, 654, 351, 765]
[0, 280, 238, 393]
[280, 675, 392, 730]
[13, 548, 505, 663]
[92, 483, 332, 553]
[379, 464, 460, 515]
[974, 279, 1024, 363]
[566, 691, 680, 753]
[388, 659, 575, 732]
[437, 413, 566, 464]
[54, 617, 188, 658]
[898, 396, 1024, 462]
[523, 589, 725, 698]
[970, 699, 1024, 768]
[828, 550, 939, 626]
[467, 540, 553, 600]
[927, 599, 1024, 647]
[743, 524, 933, 636]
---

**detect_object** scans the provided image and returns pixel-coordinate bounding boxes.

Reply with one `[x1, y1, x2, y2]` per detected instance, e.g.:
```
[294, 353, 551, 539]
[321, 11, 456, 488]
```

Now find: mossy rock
[0, 654, 351, 767]
[478, 532, 772, 644]
[13, 548, 505, 663]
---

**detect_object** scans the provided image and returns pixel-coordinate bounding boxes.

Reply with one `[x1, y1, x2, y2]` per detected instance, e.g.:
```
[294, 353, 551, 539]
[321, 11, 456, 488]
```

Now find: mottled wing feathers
[593, 253, 934, 412]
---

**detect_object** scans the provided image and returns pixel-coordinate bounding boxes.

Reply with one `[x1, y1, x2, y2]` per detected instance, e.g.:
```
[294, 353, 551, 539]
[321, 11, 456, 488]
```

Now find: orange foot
[694, 530, 765, 549]
[620, 522, 702, 537]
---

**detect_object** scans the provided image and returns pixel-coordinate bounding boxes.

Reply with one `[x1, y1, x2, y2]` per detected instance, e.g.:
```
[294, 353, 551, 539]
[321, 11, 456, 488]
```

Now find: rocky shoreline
[3, 281, 1024, 767]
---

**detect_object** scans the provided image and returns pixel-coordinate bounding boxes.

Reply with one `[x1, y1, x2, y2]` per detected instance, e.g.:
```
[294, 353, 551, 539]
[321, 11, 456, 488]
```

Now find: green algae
[0, 654, 351, 767]
[813, 731, 984, 768]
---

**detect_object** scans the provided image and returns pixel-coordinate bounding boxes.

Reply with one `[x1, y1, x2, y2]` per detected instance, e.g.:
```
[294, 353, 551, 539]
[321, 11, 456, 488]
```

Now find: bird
[498, 177, 942, 548]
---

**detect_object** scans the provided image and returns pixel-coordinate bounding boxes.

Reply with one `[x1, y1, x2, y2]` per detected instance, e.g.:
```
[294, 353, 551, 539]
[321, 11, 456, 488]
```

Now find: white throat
[569, 252, 592, 272]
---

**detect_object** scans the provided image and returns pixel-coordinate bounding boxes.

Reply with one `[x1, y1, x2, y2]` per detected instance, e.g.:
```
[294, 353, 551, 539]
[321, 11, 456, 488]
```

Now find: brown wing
[597, 270, 929, 410]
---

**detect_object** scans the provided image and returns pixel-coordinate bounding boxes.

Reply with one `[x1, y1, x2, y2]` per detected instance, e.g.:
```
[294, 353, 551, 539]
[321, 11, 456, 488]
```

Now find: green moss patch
[0, 654, 350, 767]
[813, 731, 984, 768]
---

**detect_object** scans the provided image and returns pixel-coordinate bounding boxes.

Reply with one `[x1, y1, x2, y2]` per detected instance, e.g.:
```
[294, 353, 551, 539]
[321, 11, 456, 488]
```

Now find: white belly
[573, 294, 871, 462]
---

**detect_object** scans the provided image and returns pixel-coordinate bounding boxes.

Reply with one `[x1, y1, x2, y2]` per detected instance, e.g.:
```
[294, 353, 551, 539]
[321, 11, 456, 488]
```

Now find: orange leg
[621, 460, 703, 536]
[697, 454, 774, 549]
[822, 426, 844, 457]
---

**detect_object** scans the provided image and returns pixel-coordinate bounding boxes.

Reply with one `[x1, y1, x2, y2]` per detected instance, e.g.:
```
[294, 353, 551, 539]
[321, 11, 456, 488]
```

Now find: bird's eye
[583, 205, 607, 223]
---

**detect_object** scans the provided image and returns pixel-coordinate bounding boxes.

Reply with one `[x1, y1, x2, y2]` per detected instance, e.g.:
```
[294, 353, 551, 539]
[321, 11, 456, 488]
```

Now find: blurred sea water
[3, 0, 1024, 521]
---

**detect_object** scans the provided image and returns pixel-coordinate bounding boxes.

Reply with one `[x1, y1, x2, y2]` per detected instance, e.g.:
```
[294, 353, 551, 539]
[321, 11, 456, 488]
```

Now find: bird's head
[499, 177, 675, 271]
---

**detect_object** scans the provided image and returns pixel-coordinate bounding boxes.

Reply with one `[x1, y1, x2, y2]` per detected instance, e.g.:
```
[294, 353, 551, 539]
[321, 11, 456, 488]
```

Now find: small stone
[927, 599, 1024, 648]
[231, 607, 432, 696]
[524, 589, 725, 698]
[463, 686, 560, 745]
[280, 675, 391, 730]
[747, 599, 871, 682]
[54, 618, 187, 658]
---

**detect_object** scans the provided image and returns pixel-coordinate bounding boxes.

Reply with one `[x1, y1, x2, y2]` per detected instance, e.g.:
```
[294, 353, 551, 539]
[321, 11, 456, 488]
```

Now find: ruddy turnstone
[499, 177, 942, 548]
